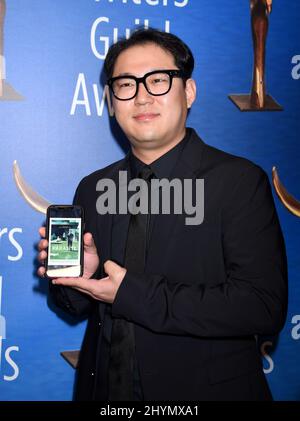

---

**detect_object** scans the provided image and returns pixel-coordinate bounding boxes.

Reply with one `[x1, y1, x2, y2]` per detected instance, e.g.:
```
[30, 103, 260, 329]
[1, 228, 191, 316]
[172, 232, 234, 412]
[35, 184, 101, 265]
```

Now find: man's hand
[52, 260, 126, 304]
[37, 227, 126, 303]
[37, 227, 100, 279]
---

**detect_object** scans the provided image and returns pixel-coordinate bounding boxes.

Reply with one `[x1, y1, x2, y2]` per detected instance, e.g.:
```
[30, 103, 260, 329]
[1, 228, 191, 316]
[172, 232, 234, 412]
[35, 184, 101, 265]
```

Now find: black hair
[104, 27, 194, 80]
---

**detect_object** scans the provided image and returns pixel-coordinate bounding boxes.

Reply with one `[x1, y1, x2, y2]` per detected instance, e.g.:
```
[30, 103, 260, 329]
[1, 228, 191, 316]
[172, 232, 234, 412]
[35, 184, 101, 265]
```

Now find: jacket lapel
[145, 130, 206, 273]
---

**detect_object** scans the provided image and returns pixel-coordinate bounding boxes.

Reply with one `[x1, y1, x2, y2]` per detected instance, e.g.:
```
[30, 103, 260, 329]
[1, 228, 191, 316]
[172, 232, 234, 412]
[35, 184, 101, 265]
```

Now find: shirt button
[98, 322, 101, 326]
[91, 372, 94, 376]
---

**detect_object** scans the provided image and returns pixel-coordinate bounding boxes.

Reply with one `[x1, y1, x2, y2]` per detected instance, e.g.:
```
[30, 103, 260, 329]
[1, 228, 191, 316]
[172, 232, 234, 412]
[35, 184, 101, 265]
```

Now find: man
[67, 232, 74, 251]
[38, 28, 287, 401]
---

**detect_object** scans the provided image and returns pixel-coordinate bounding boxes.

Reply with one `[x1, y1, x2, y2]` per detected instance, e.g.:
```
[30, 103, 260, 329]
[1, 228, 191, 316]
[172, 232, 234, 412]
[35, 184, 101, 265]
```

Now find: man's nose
[134, 81, 154, 104]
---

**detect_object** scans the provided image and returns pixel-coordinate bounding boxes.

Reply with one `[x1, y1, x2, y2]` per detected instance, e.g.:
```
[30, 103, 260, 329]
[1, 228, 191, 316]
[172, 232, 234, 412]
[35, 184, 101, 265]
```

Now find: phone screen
[46, 206, 84, 278]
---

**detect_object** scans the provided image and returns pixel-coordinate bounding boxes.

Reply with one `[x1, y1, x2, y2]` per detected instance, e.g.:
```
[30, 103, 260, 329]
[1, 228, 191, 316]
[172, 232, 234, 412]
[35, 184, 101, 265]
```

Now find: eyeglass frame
[107, 69, 186, 101]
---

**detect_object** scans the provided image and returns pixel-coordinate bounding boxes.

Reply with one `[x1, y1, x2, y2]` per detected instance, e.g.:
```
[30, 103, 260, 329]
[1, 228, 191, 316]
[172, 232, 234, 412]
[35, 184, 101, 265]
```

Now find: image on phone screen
[46, 217, 82, 277]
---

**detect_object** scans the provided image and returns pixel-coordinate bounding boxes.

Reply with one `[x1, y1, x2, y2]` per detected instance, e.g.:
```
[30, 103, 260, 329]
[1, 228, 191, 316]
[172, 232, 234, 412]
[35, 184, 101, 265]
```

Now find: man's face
[111, 43, 196, 153]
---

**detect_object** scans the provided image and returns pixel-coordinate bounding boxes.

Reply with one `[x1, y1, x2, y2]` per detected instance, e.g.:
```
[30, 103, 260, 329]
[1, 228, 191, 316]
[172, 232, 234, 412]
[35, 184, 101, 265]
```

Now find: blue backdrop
[0, 0, 299, 400]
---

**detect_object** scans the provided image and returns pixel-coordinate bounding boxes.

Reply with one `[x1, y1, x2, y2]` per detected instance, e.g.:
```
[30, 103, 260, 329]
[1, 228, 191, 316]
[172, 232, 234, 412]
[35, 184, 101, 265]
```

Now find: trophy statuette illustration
[272, 167, 300, 218]
[229, 0, 282, 111]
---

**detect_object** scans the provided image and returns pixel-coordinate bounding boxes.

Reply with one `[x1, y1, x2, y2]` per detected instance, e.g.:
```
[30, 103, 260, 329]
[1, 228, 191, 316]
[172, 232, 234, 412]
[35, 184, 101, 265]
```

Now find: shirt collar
[129, 128, 192, 179]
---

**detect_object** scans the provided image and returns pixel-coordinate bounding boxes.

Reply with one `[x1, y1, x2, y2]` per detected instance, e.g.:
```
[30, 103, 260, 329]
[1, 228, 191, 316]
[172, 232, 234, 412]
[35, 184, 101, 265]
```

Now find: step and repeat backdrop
[0, 0, 300, 400]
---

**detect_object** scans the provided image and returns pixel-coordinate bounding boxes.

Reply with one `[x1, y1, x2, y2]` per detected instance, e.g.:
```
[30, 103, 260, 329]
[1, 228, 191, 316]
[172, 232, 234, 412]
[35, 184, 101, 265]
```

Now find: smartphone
[45, 205, 84, 278]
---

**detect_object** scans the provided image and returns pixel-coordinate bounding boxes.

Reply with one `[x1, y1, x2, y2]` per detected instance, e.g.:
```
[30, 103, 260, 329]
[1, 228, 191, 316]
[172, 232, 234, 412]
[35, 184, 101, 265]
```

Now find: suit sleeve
[49, 178, 95, 317]
[111, 165, 288, 337]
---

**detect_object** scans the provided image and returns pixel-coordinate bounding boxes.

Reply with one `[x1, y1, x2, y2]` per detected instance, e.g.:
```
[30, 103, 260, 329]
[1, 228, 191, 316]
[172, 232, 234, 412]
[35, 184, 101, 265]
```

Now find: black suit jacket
[50, 128, 288, 401]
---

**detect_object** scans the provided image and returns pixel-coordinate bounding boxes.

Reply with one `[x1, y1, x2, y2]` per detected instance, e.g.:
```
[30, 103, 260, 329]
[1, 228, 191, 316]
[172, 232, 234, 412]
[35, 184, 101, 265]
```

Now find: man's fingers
[104, 259, 115, 273]
[38, 250, 47, 263]
[38, 266, 46, 277]
[38, 227, 47, 277]
[83, 232, 98, 254]
[38, 224, 48, 252]
[39, 227, 46, 238]
[103, 259, 121, 275]
[38, 239, 48, 251]
[53, 277, 95, 291]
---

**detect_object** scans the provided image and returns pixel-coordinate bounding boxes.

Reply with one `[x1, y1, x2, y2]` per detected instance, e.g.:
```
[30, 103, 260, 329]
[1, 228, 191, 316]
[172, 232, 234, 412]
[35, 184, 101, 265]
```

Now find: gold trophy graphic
[0, 0, 23, 101]
[229, 0, 282, 111]
[272, 168, 300, 217]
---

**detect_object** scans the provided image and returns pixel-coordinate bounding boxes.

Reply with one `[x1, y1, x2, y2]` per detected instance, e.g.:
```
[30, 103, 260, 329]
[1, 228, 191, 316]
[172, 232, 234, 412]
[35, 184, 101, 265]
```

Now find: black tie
[108, 165, 153, 401]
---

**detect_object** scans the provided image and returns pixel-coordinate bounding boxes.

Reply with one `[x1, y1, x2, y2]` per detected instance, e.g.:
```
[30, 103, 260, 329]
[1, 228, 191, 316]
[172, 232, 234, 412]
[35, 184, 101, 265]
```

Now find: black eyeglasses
[107, 69, 185, 101]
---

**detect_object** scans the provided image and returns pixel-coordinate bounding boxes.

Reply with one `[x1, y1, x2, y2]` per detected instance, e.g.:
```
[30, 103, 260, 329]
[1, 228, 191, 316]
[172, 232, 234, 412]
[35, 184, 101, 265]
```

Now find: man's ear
[185, 78, 196, 109]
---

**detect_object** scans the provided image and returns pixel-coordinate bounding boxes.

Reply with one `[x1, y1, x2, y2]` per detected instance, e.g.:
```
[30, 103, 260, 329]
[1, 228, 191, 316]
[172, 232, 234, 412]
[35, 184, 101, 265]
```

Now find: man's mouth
[133, 113, 160, 122]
